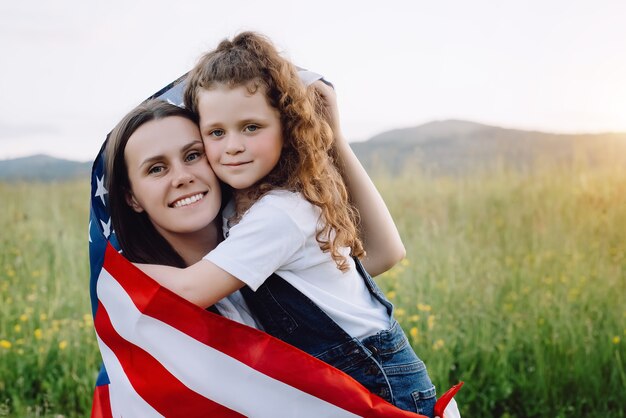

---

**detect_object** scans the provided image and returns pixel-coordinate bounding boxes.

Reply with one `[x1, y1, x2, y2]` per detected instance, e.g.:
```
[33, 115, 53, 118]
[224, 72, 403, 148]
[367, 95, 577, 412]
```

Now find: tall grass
[376, 162, 626, 417]
[0, 161, 624, 416]
[0, 181, 98, 417]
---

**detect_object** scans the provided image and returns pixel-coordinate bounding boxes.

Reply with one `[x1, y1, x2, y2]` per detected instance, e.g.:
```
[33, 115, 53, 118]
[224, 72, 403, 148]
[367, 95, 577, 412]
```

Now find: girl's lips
[169, 192, 207, 208]
[222, 161, 251, 167]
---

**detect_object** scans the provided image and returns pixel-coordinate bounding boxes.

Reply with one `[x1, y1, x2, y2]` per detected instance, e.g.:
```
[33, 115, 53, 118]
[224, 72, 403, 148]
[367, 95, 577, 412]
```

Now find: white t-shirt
[205, 190, 390, 340]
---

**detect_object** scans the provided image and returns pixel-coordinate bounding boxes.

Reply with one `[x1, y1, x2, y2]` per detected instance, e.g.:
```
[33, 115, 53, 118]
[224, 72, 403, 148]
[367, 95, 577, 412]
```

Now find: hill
[0, 154, 91, 181]
[351, 119, 626, 175]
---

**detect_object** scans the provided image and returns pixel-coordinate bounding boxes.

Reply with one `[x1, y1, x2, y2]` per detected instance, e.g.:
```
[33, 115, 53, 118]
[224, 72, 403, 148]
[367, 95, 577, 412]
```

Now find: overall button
[366, 344, 378, 356]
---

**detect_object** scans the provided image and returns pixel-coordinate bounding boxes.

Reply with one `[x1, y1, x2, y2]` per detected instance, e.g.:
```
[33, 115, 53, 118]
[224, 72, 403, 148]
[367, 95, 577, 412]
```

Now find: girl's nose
[225, 134, 245, 155]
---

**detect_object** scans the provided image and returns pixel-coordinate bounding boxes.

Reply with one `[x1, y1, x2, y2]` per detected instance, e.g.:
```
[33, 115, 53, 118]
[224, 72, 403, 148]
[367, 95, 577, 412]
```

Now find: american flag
[88, 74, 462, 417]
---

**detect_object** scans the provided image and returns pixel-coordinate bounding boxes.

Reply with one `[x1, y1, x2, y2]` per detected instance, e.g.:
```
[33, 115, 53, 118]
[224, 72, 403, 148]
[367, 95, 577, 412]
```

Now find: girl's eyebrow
[138, 139, 203, 169]
[200, 118, 265, 130]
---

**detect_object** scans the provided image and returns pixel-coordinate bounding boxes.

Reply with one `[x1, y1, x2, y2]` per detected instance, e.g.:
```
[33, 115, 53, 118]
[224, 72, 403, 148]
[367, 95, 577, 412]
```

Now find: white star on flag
[100, 218, 111, 239]
[95, 175, 108, 205]
[167, 98, 184, 108]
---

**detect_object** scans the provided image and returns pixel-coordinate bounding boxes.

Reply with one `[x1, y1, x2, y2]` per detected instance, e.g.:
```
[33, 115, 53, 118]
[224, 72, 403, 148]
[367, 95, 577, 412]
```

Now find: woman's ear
[125, 191, 144, 213]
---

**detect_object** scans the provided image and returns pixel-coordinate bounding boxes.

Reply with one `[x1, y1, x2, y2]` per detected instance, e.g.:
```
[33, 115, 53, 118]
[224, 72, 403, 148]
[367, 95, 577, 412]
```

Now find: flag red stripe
[90, 384, 113, 418]
[103, 244, 423, 418]
[94, 300, 245, 418]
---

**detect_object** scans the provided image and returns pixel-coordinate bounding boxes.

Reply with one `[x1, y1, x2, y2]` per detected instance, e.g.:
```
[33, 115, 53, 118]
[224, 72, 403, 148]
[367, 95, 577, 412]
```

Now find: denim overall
[240, 258, 437, 416]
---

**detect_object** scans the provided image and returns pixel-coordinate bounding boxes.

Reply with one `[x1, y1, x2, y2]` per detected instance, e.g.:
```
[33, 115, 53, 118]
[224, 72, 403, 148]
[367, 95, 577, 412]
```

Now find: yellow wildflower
[409, 315, 420, 322]
[395, 308, 406, 317]
[410, 327, 419, 339]
[417, 303, 432, 312]
[386, 291, 397, 300]
[19, 314, 28, 322]
[14, 324, 21, 333]
[59, 341, 68, 350]
[0, 340, 11, 349]
[34, 329, 43, 340]
[40, 313, 48, 321]
[613, 336, 621, 345]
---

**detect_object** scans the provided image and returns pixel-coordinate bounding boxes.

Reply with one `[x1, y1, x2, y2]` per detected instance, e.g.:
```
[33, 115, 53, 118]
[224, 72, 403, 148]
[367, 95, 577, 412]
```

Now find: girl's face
[197, 84, 283, 192]
[124, 116, 222, 239]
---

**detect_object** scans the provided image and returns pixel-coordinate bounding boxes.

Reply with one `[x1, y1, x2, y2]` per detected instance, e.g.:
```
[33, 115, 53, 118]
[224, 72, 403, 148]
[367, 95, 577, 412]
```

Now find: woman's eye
[185, 151, 202, 162]
[148, 165, 165, 175]
[244, 125, 259, 133]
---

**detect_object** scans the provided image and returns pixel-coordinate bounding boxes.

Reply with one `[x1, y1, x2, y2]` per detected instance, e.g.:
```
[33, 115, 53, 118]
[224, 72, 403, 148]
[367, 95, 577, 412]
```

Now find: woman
[105, 99, 260, 326]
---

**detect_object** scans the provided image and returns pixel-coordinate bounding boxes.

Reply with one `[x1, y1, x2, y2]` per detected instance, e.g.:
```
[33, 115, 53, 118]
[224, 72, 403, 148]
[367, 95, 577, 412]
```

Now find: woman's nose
[171, 164, 194, 187]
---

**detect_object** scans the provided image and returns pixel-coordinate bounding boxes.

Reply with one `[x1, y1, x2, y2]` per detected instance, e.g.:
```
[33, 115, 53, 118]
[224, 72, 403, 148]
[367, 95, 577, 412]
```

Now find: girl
[138, 32, 438, 416]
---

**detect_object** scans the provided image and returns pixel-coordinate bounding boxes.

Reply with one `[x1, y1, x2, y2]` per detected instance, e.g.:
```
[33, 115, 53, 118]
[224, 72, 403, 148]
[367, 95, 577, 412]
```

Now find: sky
[1, 0, 626, 161]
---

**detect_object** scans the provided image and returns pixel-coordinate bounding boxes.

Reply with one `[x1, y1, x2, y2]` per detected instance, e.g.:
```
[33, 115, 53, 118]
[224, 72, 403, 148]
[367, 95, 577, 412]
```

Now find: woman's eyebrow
[138, 140, 203, 169]
[138, 154, 165, 170]
[180, 140, 204, 153]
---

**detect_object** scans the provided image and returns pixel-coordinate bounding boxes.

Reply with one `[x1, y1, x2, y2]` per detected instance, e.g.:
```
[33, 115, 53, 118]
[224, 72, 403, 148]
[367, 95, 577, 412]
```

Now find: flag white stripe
[98, 268, 361, 418]
[95, 333, 164, 418]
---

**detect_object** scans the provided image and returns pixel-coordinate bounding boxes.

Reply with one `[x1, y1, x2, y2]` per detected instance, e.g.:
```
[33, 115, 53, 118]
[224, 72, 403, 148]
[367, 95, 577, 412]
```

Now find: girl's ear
[125, 191, 144, 213]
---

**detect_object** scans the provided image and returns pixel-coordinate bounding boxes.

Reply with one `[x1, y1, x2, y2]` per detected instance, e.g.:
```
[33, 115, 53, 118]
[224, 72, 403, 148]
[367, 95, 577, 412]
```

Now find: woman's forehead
[125, 117, 202, 163]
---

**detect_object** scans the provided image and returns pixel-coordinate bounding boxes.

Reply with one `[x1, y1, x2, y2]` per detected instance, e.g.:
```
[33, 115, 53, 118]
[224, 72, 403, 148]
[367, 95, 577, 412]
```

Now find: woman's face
[124, 116, 222, 239]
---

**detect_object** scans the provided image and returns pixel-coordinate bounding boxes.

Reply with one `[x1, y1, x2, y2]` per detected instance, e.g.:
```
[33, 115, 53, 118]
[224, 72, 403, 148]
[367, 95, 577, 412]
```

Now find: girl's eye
[209, 129, 225, 138]
[148, 165, 165, 175]
[244, 125, 259, 133]
[185, 151, 202, 162]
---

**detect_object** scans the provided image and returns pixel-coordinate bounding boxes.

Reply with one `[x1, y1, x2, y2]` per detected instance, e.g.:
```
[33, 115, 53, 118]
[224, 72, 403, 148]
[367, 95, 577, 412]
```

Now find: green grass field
[0, 162, 625, 417]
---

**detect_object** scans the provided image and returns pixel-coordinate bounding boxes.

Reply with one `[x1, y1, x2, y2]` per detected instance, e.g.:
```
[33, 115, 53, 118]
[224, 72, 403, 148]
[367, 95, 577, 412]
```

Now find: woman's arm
[135, 261, 245, 308]
[313, 81, 406, 276]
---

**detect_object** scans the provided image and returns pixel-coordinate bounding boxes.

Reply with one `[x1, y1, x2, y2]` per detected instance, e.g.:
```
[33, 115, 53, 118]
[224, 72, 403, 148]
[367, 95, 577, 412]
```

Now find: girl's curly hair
[184, 31, 364, 271]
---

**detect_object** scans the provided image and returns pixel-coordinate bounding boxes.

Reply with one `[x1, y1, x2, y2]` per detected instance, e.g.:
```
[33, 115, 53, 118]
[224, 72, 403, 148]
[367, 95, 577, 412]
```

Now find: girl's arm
[313, 81, 406, 277]
[135, 261, 244, 308]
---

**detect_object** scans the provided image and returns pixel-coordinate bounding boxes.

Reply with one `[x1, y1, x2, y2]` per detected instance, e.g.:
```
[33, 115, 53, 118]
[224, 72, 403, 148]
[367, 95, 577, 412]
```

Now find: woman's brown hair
[184, 32, 364, 271]
[105, 100, 199, 267]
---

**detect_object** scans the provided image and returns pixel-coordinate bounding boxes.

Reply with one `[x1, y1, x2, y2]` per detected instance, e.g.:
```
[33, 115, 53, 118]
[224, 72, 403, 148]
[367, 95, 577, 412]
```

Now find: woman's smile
[170, 192, 208, 208]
